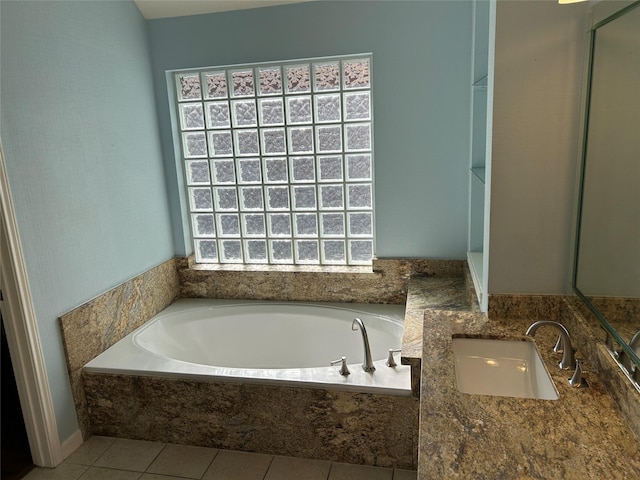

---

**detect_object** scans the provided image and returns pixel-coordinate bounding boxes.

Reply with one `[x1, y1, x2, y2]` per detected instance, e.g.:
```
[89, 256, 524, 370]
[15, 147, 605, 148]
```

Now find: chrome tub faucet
[352, 317, 376, 372]
[525, 320, 576, 370]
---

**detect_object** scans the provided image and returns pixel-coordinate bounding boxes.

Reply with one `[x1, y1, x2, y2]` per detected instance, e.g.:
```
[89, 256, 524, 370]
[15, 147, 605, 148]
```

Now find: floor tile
[264, 456, 331, 480]
[140, 474, 192, 480]
[393, 469, 418, 480]
[22, 463, 88, 480]
[65, 436, 117, 466]
[328, 462, 393, 480]
[147, 444, 218, 479]
[93, 439, 165, 472]
[77, 467, 142, 480]
[203, 449, 273, 480]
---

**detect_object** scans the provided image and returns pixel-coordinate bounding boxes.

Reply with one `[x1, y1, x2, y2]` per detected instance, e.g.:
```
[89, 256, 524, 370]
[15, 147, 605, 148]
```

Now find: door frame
[0, 140, 63, 467]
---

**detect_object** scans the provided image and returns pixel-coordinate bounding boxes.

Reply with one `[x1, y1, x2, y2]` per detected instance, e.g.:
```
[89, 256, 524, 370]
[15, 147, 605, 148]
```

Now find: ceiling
[133, 0, 313, 19]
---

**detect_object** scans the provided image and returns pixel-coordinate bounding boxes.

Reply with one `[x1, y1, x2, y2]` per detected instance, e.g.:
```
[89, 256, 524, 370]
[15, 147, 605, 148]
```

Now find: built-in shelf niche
[467, 0, 495, 312]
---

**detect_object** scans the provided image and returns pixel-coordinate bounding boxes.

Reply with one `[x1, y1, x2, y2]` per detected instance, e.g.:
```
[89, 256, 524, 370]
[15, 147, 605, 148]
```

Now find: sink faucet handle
[553, 335, 564, 353]
[330, 356, 350, 376]
[386, 348, 402, 367]
[569, 358, 589, 388]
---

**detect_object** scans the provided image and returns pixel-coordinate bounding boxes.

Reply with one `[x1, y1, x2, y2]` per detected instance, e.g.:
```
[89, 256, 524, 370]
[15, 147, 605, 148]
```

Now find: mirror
[573, 1, 640, 380]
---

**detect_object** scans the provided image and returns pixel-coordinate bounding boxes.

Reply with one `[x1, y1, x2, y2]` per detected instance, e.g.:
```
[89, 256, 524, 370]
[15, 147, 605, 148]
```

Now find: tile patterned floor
[23, 437, 417, 480]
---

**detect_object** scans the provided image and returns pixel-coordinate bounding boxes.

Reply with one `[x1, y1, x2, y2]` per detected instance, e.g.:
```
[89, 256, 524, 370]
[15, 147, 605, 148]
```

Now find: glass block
[349, 240, 373, 264]
[192, 214, 215, 237]
[313, 62, 340, 91]
[346, 154, 372, 180]
[208, 131, 233, 157]
[242, 214, 266, 237]
[185, 160, 210, 185]
[179, 103, 205, 130]
[322, 240, 346, 264]
[295, 240, 319, 264]
[320, 213, 345, 236]
[216, 214, 241, 236]
[189, 187, 213, 211]
[231, 70, 254, 97]
[237, 158, 261, 184]
[347, 184, 372, 209]
[290, 156, 315, 183]
[266, 186, 290, 210]
[261, 128, 287, 155]
[343, 58, 370, 89]
[176, 73, 201, 101]
[268, 213, 291, 236]
[285, 64, 311, 93]
[319, 185, 344, 209]
[270, 240, 293, 263]
[183, 132, 207, 158]
[239, 186, 264, 211]
[288, 127, 314, 154]
[316, 125, 342, 153]
[345, 123, 371, 151]
[220, 239, 243, 263]
[348, 212, 372, 236]
[286, 96, 312, 124]
[259, 98, 285, 126]
[214, 187, 239, 211]
[315, 94, 341, 123]
[234, 129, 260, 156]
[203, 71, 228, 99]
[231, 100, 258, 127]
[292, 186, 316, 210]
[294, 213, 318, 237]
[317, 156, 343, 182]
[206, 101, 231, 129]
[195, 239, 217, 262]
[211, 160, 236, 184]
[263, 157, 288, 184]
[344, 92, 371, 121]
[258, 66, 282, 96]
[245, 240, 268, 263]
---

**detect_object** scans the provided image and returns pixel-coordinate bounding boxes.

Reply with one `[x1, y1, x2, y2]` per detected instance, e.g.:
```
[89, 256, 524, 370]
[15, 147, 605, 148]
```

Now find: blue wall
[148, 0, 473, 259]
[1, 0, 174, 441]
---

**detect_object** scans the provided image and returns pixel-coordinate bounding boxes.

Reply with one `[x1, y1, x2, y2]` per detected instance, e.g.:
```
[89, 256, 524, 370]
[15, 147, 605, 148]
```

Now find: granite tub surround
[60, 258, 180, 438]
[418, 309, 640, 479]
[83, 373, 420, 469]
[178, 256, 466, 304]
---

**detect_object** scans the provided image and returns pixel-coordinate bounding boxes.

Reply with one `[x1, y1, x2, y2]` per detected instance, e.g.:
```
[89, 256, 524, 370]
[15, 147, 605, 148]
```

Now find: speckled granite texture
[487, 293, 564, 320]
[418, 307, 640, 479]
[579, 295, 640, 344]
[83, 373, 419, 469]
[179, 257, 465, 304]
[563, 297, 640, 440]
[60, 258, 180, 438]
[401, 276, 477, 394]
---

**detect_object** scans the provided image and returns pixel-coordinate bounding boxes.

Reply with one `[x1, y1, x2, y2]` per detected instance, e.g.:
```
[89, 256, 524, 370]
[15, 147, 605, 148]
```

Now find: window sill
[187, 262, 375, 275]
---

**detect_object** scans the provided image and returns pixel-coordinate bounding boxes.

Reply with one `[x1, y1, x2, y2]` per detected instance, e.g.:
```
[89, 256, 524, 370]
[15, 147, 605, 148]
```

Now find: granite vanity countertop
[418, 309, 640, 479]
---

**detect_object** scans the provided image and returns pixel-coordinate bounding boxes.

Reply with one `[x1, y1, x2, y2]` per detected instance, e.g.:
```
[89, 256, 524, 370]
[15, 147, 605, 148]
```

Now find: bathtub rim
[84, 298, 412, 397]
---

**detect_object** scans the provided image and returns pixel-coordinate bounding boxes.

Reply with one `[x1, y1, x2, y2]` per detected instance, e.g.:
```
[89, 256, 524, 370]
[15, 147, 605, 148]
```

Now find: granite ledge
[401, 276, 476, 395]
[418, 309, 640, 479]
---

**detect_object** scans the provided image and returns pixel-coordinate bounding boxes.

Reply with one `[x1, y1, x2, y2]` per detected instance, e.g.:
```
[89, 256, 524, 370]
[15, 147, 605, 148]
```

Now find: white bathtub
[85, 298, 412, 396]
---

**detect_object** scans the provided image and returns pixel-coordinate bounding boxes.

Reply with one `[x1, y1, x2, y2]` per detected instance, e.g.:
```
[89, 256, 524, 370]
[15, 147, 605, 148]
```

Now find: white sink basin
[452, 338, 558, 400]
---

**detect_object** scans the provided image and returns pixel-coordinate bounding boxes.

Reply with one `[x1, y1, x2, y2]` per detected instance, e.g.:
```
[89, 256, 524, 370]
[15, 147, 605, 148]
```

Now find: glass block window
[174, 54, 374, 265]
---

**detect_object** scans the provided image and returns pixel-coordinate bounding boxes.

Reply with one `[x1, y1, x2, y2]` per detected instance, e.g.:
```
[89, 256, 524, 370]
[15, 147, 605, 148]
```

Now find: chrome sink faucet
[525, 320, 576, 370]
[352, 318, 376, 372]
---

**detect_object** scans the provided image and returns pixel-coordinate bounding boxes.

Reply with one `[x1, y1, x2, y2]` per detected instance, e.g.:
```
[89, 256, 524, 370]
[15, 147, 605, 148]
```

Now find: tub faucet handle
[330, 356, 350, 376]
[386, 349, 402, 368]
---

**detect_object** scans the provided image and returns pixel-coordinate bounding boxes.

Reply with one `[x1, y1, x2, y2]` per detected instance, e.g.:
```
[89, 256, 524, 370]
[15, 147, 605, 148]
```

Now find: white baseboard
[61, 429, 84, 459]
